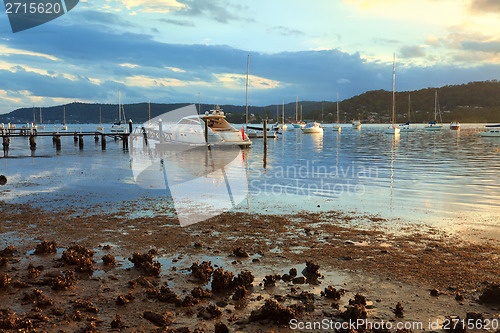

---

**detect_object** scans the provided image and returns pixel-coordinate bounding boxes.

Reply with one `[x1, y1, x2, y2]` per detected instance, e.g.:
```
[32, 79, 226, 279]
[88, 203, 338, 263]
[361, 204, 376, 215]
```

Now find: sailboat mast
[63, 106, 66, 125]
[282, 100, 285, 125]
[99, 106, 102, 125]
[408, 94, 411, 122]
[392, 53, 396, 126]
[300, 104, 303, 122]
[39, 107, 42, 125]
[32, 103, 35, 124]
[148, 100, 151, 125]
[295, 97, 298, 122]
[434, 90, 438, 122]
[245, 55, 249, 128]
[276, 104, 279, 122]
[336, 92, 340, 123]
[321, 101, 324, 123]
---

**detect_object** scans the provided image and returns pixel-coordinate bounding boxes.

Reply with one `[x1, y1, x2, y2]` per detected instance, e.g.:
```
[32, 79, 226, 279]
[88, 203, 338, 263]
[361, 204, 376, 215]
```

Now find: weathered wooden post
[101, 134, 106, 150]
[142, 127, 148, 148]
[79, 134, 84, 150]
[263, 119, 267, 168]
[122, 135, 128, 150]
[128, 120, 133, 134]
[54, 135, 61, 151]
[2, 136, 9, 157]
[94, 134, 99, 143]
[204, 119, 210, 150]
[29, 134, 36, 155]
[73, 132, 78, 145]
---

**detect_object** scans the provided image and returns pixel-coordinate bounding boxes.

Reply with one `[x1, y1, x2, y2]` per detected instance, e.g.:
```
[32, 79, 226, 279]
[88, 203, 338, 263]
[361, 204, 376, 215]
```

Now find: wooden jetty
[1, 121, 133, 156]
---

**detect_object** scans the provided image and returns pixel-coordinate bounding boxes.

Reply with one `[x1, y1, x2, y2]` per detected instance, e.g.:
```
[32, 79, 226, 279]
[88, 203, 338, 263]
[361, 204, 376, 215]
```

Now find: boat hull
[332, 125, 341, 132]
[479, 130, 500, 137]
[450, 124, 460, 130]
[424, 125, 442, 131]
[301, 128, 323, 134]
[384, 126, 400, 134]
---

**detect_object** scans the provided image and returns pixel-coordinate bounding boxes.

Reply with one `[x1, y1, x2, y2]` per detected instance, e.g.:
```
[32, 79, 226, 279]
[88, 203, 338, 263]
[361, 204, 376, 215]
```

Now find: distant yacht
[301, 122, 323, 134]
[332, 92, 341, 132]
[450, 121, 460, 130]
[352, 120, 361, 130]
[400, 94, 416, 132]
[424, 90, 443, 131]
[384, 53, 400, 135]
[111, 90, 128, 133]
[479, 124, 500, 137]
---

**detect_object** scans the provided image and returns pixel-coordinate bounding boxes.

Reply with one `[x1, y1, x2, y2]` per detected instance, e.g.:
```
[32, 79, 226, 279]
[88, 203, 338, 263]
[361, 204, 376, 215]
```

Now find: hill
[1, 81, 499, 124]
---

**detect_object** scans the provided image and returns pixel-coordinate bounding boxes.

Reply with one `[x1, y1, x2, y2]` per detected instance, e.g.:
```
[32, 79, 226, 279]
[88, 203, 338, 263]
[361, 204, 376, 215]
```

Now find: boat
[479, 124, 500, 137]
[111, 90, 128, 133]
[291, 97, 305, 128]
[96, 106, 104, 132]
[246, 123, 278, 138]
[301, 122, 323, 134]
[384, 54, 400, 135]
[37, 107, 45, 130]
[352, 120, 361, 130]
[281, 100, 287, 130]
[400, 94, 416, 132]
[450, 122, 460, 130]
[56, 106, 68, 131]
[424, 90, 443, 131]
[332, 92, 341, 132]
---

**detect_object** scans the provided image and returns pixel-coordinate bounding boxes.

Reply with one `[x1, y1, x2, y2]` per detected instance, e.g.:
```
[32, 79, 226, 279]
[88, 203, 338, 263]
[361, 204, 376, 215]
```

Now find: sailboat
[291, 97, 305, 128]
[111, 90, 127, 133]
[424, 90, 443, 131]
[400, 94, 416, 132]
[384, 54, 400, 135]
[332, 92, 341, 132]
[281, 100, 287, 130]
[96, 106, 104, 131]
[56, 106, 68, 131]
[479, 124, 500, 137]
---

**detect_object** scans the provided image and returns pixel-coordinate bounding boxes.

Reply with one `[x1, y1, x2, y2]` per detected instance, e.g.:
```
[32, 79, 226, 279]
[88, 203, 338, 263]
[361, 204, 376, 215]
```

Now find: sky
[0, 0, 499, 113]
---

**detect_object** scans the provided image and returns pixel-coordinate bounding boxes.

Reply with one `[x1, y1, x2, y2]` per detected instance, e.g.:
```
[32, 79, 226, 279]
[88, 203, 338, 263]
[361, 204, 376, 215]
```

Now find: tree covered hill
[1, 80, 499, 124]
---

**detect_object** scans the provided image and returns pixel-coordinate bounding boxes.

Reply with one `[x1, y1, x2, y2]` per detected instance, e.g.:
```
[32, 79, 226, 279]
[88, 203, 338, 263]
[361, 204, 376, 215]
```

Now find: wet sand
[0, 201, 499, 332]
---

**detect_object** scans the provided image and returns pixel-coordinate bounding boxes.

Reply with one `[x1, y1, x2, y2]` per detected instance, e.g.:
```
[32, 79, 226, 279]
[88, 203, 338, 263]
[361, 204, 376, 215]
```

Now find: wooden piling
[79, 135, 84, 149]
[29, 135, 36, 152]
[94, 134, 99, 142]
[204, 119, 210, 150]
[122, 135, 128, 150]
[128, 120, 133, 134]
[101, 134, 106, 150]
[54, 135, 61, 151]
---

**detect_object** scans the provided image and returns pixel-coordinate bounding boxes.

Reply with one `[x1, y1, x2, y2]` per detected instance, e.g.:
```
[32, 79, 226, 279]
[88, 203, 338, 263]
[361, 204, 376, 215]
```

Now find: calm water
[1, 123, 499, 239]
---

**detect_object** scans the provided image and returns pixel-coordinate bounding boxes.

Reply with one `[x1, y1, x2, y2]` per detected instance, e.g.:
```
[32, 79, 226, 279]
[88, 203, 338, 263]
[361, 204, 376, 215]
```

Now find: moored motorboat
[479, 124, 500, 137]
[352, 120, 361, 130]
[450, 122, 460, 130]
[301, 122, 323, 134]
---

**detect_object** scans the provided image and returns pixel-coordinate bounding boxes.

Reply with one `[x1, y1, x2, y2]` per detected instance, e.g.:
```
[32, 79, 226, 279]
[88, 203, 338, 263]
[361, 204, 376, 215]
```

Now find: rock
[0, 246, 15, 257]
[194, 242, 203, 249]
[102, 254, 116, 266]
[50, 270, 76, 290]
[21, 289, 53, 308]
[198, 304, 222, 319]
[157, 286, 180, 304]
[349, 294, 367, 306]
[191, 287, 212, 300]
[292, 277, 306, 284]
[322, 286, 345, 300]
[252, 258, 260, 263]
[129, 251, 161, 276]
[72, 299, 98, 313]
[249, 299, 304, 324]
[190, 261, 214, 282]
[302, 260, 320, 279]
[274, 295, 286, 302]
[233, 270, 254, 287]
[61, 245, 95, 273]
[143, 311, 172, 327]
[116, 294, 135, 305]
[27, 264, 42, 279]
[455, 293, 464, 301]
[466, 312, 484, 321]
[233, 247, 249, 258]
[214, 322, 229, 333]
[232, 285, 247, 301]
[341, 304, 367, 321]
[430, 288, 440, 297]
[34, 241, 57, 255]
[479, 283, 500, 305]
[110, 314, 123, 329]
[211, 268, 234, 292]
[289, 268, 297, 277]
[263, 274, 281, 287]
[281, 274, 292, 282]
[0, 273, 11, 288]
[394, 302, 404, 317]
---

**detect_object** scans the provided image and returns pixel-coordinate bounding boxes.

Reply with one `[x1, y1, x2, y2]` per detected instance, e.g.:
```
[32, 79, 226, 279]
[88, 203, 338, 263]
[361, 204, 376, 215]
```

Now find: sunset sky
[0, 0, 499, 113]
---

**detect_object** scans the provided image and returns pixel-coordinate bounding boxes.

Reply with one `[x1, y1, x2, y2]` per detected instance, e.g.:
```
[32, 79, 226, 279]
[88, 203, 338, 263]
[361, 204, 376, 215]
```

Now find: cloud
[158, 18, 194, 27]
[214, 73, 280, 90]
[117, 0, 187, 13]
[461, 40, 500, 53]
[469, 0, 500, 13]
[266, 26, 304, 37]
[175, 0, 251, 24]
[400, 45, 426, 58]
